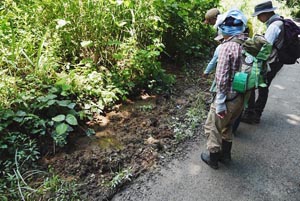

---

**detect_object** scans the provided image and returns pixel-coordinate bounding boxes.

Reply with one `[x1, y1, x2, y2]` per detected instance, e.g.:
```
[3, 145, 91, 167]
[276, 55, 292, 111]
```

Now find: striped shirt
[215, 34, 245, 94]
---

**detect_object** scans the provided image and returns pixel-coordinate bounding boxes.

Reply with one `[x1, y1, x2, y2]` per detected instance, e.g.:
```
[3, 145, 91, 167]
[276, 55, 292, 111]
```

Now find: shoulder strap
[223, 37, 245, 81]
[267, 17, 285, 51]
[231, 38, 244, 45]
[268, 16, 284, 25]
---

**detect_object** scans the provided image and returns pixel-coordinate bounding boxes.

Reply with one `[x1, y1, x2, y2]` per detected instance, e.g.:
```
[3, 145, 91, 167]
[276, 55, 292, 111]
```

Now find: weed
[138, 104, 154, 112]
[34, 172, 81, 201]
[109, 168, 133, 189]
[0, 147, 80, 201]
[170, 92, 207, 142]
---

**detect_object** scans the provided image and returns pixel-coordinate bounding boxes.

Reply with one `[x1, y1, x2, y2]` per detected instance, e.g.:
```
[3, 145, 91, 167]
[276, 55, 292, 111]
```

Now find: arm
[264, 23, 281, 45]
[204, 44, 221, 75]
[215, 43, 232, 117]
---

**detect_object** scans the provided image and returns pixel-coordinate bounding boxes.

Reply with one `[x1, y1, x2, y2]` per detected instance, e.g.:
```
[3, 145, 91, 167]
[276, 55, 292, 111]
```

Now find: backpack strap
[268, 16, 284, 25]
[226, 37, 245, 82]
[231, 38, 261, 88]
[231, 38, 245, 45]
[267, 16, 285, 51]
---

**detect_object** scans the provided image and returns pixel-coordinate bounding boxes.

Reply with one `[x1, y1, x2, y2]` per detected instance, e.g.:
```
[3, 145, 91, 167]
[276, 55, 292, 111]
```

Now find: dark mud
[41, 62, 211, 200]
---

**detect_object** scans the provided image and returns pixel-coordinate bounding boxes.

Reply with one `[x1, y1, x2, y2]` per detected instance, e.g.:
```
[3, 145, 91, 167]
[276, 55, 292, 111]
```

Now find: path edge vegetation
[0, 0, 296, 200]
[0, 0, 218, 199]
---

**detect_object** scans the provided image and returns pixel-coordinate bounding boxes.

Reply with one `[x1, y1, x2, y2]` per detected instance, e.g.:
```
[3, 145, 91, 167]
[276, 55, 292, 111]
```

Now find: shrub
[155, 0, 219, 64]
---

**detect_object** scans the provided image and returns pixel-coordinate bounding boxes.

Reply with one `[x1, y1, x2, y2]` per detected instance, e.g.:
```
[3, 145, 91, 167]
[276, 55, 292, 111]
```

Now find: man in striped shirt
[201, 9, 248, 169]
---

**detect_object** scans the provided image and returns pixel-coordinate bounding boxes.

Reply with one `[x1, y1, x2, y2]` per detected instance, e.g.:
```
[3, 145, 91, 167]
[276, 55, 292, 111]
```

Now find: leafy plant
[51, 113, 78, 146]
[0, 157, 81, 201]
[278, 0, 300, 8]
[170, 116, 194, 142]
[0, 84, 85, 147]
[170, 92, 206, 142]
[156, 0, 220, 63]
[291, 8, 300, 18]
[139, 104, 154, 112]
[0, 133, 40, 200]
[33, 171, 81, 201]
[109, 168, 133, 189]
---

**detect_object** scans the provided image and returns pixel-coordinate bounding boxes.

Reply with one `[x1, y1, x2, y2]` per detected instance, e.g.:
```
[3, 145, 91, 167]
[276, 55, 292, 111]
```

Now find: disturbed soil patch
[41, 63, 212, 200]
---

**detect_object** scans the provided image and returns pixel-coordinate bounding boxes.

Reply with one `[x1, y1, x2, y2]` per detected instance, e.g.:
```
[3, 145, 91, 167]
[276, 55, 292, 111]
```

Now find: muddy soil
[41, 61, 212, 200]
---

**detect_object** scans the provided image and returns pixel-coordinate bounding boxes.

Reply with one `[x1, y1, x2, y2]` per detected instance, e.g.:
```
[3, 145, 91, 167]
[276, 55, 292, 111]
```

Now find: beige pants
[204, 94, 244, 153]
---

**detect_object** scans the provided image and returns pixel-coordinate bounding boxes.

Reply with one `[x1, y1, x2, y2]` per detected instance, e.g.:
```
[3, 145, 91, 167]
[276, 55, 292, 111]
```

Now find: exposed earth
[41, 61, 212, 200]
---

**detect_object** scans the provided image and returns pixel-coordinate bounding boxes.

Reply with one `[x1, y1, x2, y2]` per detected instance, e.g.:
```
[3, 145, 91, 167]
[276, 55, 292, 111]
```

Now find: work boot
[201, 152, 220, 169]
[253, 112, 261, 124]
[219, 140, 232, 163]
[241, 110, 258, 124]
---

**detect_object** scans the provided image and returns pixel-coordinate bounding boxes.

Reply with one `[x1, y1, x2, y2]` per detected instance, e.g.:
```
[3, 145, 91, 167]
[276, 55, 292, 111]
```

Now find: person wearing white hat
[201, 9, 248, 169]
[241, 0, 285, 124]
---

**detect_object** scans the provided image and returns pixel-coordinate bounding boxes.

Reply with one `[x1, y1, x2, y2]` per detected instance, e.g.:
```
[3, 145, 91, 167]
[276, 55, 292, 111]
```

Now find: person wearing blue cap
[203, 9, 253, 78]
[203, 9, 254, 136]
[201, 9, 248, 169]
[241, 0, 285, 124]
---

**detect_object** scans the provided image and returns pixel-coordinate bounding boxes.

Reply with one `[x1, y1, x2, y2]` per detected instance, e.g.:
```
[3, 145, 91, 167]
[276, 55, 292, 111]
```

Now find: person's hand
[215, 94, 227, 118]
[202, 73, 209, 78]
[216, 110, 227, 119]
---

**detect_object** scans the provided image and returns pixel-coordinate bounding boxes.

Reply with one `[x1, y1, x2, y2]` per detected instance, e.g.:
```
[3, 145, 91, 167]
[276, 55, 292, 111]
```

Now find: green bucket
[233, 72, 248, 93]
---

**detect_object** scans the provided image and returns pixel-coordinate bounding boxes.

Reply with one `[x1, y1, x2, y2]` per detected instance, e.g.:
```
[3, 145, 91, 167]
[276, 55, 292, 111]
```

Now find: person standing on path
[203, 8, 253, 77]
[203, 8, 254, 135]
[201, 9, 248, 169]
[203, 8, 222, 77]
[204, 8, 220, 26]
[241, 0, 285, 124]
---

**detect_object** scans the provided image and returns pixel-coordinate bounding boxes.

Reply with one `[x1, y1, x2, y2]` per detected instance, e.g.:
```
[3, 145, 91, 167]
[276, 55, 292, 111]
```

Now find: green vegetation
[171, 92, 207, 142]
[291, 9, 300, 18]
[109, 168, 133, 189]
[138, 104, 154, 112]
[0, 0, 220, 199]
[285, 0, 300, 18]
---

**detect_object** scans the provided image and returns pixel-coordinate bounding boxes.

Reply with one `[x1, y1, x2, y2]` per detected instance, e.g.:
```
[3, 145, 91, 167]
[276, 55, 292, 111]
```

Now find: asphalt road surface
[112, 62, 300, 201]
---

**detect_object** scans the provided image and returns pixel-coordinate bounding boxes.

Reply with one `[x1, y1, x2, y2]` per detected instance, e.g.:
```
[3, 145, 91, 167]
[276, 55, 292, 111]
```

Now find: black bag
[270, 17, 300, 64]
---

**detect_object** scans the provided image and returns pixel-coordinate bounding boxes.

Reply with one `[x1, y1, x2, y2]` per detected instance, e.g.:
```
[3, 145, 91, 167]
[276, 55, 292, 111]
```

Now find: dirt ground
[41, 61, 212, 200]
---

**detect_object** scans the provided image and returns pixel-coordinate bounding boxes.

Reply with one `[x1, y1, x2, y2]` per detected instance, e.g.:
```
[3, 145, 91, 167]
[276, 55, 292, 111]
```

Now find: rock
[145, 136, 160, 145]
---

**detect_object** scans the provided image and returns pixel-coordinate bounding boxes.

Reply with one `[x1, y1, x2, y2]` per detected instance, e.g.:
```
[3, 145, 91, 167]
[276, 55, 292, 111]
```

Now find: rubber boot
[201, 152, 220, 169]
[219, 140, 232, 163]
[253, 111, 261, 124]
[241, 110, 257, 124]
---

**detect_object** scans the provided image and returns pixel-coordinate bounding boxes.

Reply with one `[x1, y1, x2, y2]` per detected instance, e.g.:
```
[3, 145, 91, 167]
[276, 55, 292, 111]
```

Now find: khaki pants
[204, 94, 244, 153]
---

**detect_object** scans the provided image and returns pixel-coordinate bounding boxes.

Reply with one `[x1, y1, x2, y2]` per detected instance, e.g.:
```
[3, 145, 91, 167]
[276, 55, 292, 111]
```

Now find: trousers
[204, 94, 244, 153]
[246, 62, 283, 117]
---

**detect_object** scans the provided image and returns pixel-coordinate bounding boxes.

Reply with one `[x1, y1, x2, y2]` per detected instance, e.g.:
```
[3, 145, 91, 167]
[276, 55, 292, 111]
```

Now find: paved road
[112, 62, 300, 201]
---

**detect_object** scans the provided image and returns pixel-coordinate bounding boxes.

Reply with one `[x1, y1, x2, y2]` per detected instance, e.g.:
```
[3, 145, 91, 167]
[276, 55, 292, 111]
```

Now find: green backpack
[231, 35, 272, 93]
